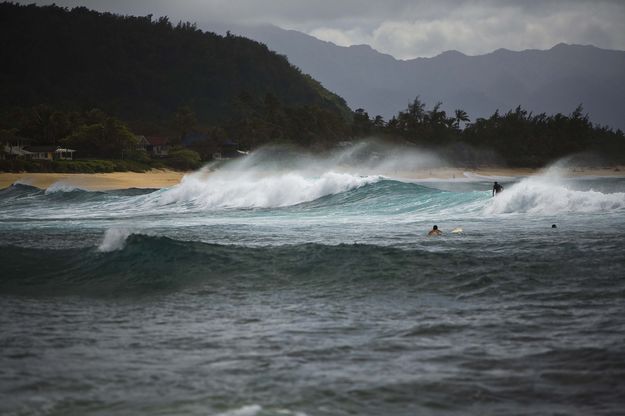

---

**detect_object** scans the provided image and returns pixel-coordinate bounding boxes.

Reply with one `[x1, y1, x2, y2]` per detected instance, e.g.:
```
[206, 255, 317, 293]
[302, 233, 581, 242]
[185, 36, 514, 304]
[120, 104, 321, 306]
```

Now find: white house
[25, 145, 76, 160]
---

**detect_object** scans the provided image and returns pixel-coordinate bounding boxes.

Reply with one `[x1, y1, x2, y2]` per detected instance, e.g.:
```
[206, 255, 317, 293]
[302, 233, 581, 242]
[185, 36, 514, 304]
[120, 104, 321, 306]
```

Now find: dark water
[1, 163, 625, 415]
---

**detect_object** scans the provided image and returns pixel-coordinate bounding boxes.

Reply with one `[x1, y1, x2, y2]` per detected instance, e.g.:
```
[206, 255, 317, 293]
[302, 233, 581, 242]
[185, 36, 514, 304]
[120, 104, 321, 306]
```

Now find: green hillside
[0, 2, 351, 131]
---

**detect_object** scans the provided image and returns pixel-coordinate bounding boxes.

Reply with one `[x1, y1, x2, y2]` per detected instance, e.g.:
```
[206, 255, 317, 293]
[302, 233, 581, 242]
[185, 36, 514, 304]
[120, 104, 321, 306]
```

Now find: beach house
[145, 136, 170, 157]
[25, 145, 76, 161]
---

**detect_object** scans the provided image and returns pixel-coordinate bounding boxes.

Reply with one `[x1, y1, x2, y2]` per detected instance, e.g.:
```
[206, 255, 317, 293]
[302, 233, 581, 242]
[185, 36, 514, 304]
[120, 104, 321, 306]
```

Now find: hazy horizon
[13, 0, 625, 59]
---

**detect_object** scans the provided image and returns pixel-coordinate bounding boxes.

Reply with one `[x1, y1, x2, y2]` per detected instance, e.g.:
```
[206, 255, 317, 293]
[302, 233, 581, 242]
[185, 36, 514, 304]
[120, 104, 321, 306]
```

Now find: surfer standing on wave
[428, 225, 443, 236]
[492, 181, 504, 197]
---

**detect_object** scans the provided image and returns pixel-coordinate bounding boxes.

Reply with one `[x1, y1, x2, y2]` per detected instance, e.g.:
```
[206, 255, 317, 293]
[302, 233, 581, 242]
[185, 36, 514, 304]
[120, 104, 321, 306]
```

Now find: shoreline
[0, 169, 186, 191]
[1, 166, 624, 190]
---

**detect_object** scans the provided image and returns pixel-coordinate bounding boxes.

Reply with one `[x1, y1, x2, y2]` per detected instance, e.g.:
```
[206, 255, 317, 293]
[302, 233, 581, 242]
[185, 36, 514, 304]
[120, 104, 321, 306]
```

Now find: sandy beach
[1, 166, 624, 190]
[0, 169, 185, 190]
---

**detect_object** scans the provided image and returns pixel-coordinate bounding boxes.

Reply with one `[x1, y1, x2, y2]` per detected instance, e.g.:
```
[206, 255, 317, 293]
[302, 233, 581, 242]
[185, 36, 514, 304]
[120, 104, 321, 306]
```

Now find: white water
[153, 170, 381, 209]
[44, 181, 86, 194]
[4, 146, 625, 220]
[97, 228, 133, 252]
[485, 175, 625, 214]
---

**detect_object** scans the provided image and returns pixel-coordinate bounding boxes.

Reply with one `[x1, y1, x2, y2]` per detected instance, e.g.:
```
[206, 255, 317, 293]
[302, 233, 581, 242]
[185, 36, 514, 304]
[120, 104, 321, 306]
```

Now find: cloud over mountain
[19, 0, 625, 59]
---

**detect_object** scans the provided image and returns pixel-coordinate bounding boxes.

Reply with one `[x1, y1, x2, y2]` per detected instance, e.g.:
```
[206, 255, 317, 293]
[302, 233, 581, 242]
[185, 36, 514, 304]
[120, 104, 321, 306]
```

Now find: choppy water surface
[1, 150, 625, 415]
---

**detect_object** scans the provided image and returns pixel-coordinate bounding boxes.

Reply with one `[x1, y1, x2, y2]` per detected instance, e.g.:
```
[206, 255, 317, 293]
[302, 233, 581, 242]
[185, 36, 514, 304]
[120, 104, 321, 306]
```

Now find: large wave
[484, 175, 625, 214]
[143, 142, 444, 209]
[153, 169, 381, 209]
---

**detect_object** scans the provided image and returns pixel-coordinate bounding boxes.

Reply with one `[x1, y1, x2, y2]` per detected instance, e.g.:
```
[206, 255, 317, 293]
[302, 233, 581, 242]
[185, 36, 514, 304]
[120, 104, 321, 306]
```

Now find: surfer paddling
[428, 225, 443, 236]
[492, 181, 504, 197]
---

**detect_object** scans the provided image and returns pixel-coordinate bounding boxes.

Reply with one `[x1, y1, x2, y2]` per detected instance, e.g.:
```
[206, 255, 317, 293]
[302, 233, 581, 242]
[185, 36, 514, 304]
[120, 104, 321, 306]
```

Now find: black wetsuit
[493, 183, 503, 195]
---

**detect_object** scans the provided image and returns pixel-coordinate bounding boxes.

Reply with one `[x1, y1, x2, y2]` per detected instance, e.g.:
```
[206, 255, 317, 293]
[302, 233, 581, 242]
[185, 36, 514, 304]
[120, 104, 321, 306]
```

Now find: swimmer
[428, 225, 443, 236]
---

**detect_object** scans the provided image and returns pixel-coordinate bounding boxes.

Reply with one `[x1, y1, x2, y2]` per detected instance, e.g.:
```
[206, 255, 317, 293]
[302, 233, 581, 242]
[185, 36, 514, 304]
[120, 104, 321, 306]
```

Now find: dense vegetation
[1, 2, 624, 172]
[0, 158, 159, 173]
[355, 98, 625, 166]
[0, 2, 351, 134]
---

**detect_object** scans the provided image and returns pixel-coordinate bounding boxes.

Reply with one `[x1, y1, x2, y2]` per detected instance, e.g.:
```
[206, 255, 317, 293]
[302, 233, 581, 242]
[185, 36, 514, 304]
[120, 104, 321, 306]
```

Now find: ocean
[1, 146, 625, 415]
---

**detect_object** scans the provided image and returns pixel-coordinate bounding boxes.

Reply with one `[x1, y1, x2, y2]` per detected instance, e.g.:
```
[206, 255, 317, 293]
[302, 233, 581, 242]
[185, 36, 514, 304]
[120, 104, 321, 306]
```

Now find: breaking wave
[151, 170, 383, 209]
[485, 176, 625, 214]
[98, 228, 134, 252]
[44, 181, 86, 194]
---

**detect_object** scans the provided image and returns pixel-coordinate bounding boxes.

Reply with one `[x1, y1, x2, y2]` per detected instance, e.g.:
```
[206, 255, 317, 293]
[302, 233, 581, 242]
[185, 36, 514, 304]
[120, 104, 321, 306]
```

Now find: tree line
[3, 98, 624, 169]
[352, 98, 625, 166]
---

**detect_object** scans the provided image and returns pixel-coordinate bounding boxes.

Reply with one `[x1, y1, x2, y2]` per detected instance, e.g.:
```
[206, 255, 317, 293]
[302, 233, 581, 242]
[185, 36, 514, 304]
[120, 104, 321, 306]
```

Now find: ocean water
[1, 148, 625, 415]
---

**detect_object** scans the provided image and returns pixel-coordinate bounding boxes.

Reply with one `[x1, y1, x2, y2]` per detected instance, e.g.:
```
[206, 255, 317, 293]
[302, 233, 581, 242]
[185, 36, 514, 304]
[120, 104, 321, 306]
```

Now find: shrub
[164, 148, 202, 170]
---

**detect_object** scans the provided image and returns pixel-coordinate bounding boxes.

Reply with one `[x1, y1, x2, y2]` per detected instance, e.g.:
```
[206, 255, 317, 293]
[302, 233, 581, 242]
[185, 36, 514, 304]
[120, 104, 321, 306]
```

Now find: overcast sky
[18, 0, 625, 59]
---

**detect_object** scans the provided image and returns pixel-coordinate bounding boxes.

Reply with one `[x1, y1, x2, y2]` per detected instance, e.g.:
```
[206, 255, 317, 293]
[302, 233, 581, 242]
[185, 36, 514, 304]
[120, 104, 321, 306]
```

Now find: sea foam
[45, 181, 85, 194]
[97, 228, 132, 252]
[153, 170, 381, 209]
[141, 142, 446, 210]
[214, 405, 307, 416]
[485, 176, 625, 214]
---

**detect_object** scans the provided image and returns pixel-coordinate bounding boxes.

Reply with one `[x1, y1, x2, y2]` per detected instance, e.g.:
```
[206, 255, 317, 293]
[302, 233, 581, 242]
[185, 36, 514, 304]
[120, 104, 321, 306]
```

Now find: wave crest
[98, 228, 133, 252]
[44, 181, 86, 194]
[153, 170, 381, 209]
[485, 177, 625, 214]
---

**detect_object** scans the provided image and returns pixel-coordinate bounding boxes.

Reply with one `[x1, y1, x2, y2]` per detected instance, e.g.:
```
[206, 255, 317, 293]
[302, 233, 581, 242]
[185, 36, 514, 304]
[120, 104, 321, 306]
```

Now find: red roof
[146, 136, 169, 146]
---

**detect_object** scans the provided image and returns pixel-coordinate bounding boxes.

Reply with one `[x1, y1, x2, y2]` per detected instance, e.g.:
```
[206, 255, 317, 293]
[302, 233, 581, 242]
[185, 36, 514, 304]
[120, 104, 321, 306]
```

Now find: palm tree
[407, 96, 426, 123]
[453, 109, 470, 130]
[427, 102, 447, 127]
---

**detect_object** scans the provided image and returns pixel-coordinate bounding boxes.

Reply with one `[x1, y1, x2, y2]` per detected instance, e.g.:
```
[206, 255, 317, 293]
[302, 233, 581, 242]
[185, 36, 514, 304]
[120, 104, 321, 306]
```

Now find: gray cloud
[17, 0, 625, 58]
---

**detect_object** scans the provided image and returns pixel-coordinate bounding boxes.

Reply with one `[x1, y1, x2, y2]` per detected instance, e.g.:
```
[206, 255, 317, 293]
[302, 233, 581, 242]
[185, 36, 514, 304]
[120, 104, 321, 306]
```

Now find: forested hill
[0, 2, 351, 128]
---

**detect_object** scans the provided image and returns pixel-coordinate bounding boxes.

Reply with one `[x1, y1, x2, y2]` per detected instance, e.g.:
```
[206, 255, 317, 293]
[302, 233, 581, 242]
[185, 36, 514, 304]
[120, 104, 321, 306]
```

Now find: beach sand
[1, 166, 624, 190]
[0, 169, 185, 190]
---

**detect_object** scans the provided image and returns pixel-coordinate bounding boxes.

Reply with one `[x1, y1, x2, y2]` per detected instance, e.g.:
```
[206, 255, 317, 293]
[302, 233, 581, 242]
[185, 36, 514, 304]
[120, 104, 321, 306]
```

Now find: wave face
[2, 232, 623, 297]
[2, 152, 625, 416]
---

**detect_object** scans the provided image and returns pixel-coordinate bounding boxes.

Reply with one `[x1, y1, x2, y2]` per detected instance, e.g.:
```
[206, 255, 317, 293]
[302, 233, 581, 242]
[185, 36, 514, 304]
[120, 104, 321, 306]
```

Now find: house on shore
[135, 135, 150, 150]
[144, 136, 171, 157]
[24, 145, 76, 160]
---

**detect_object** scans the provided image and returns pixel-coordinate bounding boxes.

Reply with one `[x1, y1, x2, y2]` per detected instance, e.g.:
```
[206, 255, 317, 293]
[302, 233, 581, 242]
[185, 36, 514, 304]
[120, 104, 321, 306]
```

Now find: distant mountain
[226, 25, 625, 130]
[0, 4, 351, 127]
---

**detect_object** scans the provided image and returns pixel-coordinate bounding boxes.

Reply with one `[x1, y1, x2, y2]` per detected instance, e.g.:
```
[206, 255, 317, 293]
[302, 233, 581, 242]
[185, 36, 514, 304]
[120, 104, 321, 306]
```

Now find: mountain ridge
[221, 24, 625, 130]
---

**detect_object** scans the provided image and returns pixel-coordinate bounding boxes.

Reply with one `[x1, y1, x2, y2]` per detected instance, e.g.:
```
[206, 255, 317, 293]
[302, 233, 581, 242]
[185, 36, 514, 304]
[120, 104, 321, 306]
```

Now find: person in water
[428, 225, 443, 236]
[492, 181, 504, 196]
